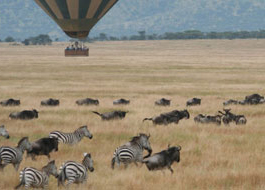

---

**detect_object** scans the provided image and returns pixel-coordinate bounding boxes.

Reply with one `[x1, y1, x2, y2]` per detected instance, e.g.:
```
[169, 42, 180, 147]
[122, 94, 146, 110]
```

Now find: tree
[138, 31, 146, 40]
[99, 33, 108, 41]
[22, 34, 52, 45]
[5, 36, 15, 42]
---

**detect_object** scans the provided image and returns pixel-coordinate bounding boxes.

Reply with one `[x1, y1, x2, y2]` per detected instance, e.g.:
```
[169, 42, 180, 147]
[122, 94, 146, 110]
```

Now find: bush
[22, 34, 52, 45]
[5, 36, 15, 42]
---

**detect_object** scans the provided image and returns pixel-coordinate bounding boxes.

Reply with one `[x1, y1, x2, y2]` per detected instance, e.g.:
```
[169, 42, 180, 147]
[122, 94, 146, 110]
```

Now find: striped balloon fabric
[34, 0, 119, 38]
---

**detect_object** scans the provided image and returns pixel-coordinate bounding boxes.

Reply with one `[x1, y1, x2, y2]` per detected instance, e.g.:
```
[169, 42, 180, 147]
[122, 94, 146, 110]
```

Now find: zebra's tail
[143, 118, 152, 122]
[92, 111, 102, 117]
[111, 149, 118, 169]
[14, 170, 25, 189]
[58, 165, 66, 187]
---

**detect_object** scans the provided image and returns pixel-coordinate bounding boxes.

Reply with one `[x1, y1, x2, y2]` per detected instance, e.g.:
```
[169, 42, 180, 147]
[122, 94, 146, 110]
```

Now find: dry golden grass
[0, 40, 265, 190]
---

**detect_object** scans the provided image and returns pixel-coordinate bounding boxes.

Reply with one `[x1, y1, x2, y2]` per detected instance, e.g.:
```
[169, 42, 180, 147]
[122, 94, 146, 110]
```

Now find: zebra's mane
[130, 133, 147, 143]
[17, 137, 28, 146]
[75, 125, 87, 132]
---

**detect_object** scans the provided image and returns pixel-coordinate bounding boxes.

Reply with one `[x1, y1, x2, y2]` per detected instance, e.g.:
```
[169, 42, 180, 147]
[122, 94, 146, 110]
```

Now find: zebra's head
[138, 133, 152, 156]
[0, 125, 9, 139]
[83, 153, 94, 172]
[43, 160, 59, 178]
[80, 126, 93, 139]
[17, 137, 32, 151]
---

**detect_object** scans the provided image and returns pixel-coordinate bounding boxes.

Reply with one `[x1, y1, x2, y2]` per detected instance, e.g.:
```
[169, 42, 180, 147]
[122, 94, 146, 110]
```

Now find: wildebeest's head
[0, 125, 9, 139]
[83, 153, 94, 172]
[167, 145, 181, 162]
[50, 137, 59, 151]
[183, 110, 190, 119]
[33, 109, 39, 118]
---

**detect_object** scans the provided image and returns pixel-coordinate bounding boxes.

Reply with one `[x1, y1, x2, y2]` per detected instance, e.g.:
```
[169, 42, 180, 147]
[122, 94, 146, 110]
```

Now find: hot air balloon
[34, 0, 119, 39]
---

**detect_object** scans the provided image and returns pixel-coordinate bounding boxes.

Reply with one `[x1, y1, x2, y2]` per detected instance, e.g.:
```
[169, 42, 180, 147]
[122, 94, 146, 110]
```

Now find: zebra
[58, 153, 94, 187]
[0, 125, 10, 139]
[15, 160, 58, 189]
[49, 125, 93, 145]
[111, 133, 152, 169]
[0, 137, 32, 171]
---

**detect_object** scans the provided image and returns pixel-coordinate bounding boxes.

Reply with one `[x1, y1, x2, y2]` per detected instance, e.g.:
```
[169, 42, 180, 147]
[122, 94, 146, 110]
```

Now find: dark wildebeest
[113, 98, 130, 105]
[0, 125, 10, 139]
[218, 109, 247, 125]
[76, 98, 99, 106]
[92, 111, 128, 120]
[143, 109, 190, 125]
[194, 114, 222, 125]
[186, 98, 201, 106]
[223, 99, 238, 106]
[9, 109, 38, 120]
[27, 137, 59, 160]
[155, 98, 171, 106]
[239, 93, 265, 105]
[41, 98, 60, 106]
[0, 98, 20, 106]
[143, 145, 181, 173]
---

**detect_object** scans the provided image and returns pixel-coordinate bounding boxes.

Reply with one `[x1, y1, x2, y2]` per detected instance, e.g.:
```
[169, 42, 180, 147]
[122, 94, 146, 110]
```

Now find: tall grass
[0, 40, 265, 189]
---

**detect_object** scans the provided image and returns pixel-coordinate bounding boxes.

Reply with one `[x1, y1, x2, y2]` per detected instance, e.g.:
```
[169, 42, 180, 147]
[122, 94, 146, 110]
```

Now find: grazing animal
[49, 126, 93, 145]
[155, 98, 171, 106]
[143, 109, 190, 125]
[223, 99, 238, 106]
[9, 109, 38, 120]
[143, 145, 181, 173]
[0, 125, 9, 139]
[0, 98, 20, 106]
[76, 98, 99, 106]
[27, 137, 59, 160]
[41, 98, 60, 106]
[113, 98, 130, 105]
[92, 110, 128, 120]
[111, 133, 152, 169]
[0, 137, 32, 171]
[15, 160, 58, 190]
[218, 109, 247, 125]
[194, 114, 222, 125]
[186, 98, 201, 106]
[58, 153, 94, 187]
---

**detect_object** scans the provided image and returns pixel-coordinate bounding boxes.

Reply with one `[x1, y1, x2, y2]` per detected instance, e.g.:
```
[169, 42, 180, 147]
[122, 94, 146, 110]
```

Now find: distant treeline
[2, 30, 265, 44]
[87, 30, 265, 41]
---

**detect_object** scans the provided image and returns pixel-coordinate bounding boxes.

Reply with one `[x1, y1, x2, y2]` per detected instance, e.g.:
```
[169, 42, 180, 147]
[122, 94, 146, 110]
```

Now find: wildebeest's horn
[168, 144, 171, 148]
[148, 133, 151, 138]
[218, 111, 225, 115]
[177, 145, 182, 151]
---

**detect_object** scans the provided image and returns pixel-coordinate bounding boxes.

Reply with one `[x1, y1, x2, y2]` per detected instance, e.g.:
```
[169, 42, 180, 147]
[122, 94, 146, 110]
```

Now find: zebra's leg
[47, 154, 51, 160]
[66, 179, 74, 190]
[133, 161, 138, 167]
[0, 163, 7, 171]
[13, 162, 20, 171]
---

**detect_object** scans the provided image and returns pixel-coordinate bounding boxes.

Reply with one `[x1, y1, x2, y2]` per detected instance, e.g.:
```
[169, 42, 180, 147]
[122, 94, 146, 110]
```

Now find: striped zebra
[0, 137, 32, 171]
[49, 125, 93, 145]
[58, 153, 94, 187]
[0, 125, 9, 139]
[111, 133, 152, 169]
[15, 160, 58, 189]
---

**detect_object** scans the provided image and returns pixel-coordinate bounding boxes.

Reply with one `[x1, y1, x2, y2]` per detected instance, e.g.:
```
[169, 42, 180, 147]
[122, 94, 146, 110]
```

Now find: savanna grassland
[0, 40, 265, 190]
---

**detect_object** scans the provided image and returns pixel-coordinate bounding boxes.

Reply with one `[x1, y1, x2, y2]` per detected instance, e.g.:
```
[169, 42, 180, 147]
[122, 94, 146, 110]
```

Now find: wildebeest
[143, 109, 190, 125]
[239, 93, 265, 105]
[0, 98, 20, 106]
[76, 98, 99, 106]
[143, 145, 181, 173]
[92, 110, 128, 120]
[186, 98, 201, 106]
[41, 98, 60, 106]
[0, 125, 9, 139]
[155, 98, 171, 106]
[9, 109, 38, 120]
[223, 99, 238, 106]
[194, 114, 222, 125]
[27, 137, 59, 160]
[113, 98, 130, 105]
[218, 109, 247, 125]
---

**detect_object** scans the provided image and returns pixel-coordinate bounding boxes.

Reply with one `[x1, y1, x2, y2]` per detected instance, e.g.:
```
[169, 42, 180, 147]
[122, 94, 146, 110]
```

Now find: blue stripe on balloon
[79, 0, 91, 19]
[55, 0, 70, 19]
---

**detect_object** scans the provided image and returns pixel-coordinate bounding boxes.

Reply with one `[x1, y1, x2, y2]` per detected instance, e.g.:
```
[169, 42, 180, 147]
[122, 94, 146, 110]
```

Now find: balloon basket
[65, 49, 89, 57]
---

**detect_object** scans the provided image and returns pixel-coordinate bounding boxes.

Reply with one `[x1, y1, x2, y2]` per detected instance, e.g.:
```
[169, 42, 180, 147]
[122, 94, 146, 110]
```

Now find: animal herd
[0, 93, 262, 189]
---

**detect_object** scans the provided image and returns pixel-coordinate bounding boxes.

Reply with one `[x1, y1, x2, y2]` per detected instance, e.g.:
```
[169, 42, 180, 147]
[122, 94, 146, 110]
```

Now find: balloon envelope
[34, 0, 119, 39]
